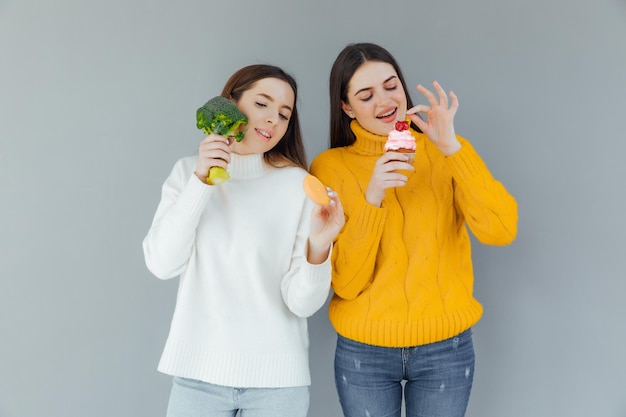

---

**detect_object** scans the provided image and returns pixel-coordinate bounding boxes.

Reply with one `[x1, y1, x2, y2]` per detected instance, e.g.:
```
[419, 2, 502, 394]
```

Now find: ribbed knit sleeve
[311, 151, 386, 300]
[280, 249, 332, 318]
[143, 157, 213, 279]
[446, 137, 518, 245]
[280, 198, 332, 318]
[331, 198, 386, 300]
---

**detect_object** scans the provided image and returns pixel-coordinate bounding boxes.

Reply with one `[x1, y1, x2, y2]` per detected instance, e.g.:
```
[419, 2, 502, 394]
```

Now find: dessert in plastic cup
[385, 120, 415, 164]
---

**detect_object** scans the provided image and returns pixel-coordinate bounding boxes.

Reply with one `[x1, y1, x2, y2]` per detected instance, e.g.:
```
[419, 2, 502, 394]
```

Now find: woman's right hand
[195, 134, 232, 181]
[365, 152, 414, 207]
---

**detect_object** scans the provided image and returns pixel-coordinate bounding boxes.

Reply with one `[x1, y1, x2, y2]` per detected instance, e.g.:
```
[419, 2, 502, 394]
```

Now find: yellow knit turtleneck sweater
[310, 121, 518, 347]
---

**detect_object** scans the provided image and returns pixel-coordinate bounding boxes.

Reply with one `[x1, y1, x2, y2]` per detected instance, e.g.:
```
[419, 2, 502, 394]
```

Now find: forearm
[448, 139, 518, 245]
[330, 199, 386, 300]
[281, 260, 332, 318]
[281, 216, 332, 317]
[306, 238, 331, 265]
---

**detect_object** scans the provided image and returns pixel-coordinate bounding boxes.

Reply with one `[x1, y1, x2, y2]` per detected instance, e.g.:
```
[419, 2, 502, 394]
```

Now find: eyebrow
[353, 75, 398, 96]
[257, 93, 293, 112]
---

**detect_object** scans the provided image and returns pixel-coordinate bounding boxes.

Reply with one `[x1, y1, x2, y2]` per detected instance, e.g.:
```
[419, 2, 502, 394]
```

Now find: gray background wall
[1, 0, 625, 416]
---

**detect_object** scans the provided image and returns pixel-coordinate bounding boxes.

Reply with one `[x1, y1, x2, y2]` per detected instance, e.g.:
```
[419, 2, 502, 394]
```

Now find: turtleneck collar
[349, 119, 423, 156]
[228, 152, 270, 179]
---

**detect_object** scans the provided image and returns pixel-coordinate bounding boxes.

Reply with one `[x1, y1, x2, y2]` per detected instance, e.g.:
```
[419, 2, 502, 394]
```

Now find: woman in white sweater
[143, 64, 344, 417]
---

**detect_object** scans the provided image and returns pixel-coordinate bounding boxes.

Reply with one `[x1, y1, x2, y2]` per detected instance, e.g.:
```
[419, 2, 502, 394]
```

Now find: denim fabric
[334, 329, 475, 417]
[166, 377, 309, 417]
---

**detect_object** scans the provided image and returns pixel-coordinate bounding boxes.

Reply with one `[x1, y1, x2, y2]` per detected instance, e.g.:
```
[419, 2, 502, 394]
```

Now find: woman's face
[231, 77, 295, 155]
[342, 61, 408, 136]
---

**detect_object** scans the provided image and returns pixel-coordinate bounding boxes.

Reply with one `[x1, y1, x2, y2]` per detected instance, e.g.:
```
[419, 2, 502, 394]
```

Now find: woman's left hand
[307, 188, 345, 264]
[406, 81, 462, 156]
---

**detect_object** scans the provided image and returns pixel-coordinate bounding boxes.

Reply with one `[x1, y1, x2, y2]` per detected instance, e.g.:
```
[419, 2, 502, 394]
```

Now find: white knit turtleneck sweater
[143, 153, 331, 387]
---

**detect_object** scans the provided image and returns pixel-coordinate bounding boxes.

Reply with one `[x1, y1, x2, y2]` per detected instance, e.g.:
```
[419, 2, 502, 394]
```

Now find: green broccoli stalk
[196, 96, 248, 184]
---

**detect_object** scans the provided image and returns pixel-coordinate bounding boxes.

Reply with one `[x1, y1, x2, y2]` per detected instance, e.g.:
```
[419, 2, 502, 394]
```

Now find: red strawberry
[395, 121, 409, 131]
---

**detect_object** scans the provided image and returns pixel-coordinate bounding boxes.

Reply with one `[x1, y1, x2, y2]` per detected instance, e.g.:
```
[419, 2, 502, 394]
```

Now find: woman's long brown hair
[328, 42, 421, 149]
[221, 64, 307, 169]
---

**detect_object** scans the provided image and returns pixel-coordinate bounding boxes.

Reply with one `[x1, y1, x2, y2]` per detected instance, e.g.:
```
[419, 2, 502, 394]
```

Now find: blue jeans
[166, 377, 309, 417]
[334, 329, 475, 417]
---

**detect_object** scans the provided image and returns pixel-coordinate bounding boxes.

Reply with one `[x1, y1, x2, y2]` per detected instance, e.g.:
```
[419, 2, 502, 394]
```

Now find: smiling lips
[377, 107, 397, 123]
[255, 127, 272, 142]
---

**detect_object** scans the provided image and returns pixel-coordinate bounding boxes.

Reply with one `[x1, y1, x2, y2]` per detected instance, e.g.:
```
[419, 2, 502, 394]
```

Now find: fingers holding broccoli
[196, 96, 248, 185]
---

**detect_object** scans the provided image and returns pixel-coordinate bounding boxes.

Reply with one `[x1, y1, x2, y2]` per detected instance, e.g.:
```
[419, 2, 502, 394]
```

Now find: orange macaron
[303, 174, 330, 205]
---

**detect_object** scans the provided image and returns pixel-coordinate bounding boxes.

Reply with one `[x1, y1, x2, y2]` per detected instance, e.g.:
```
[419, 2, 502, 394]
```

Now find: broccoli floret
[195, 96, 248, 185]
[196, 96, 248, 142]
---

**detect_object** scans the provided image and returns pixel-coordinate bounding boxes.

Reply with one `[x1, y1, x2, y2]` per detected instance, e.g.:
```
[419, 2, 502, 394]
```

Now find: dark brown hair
[328, 42, 421, 149]
[221, 64, 307, 169]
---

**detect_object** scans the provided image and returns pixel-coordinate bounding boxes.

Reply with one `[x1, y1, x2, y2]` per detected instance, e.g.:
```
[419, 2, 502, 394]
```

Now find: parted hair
[328, 42, 421, 149]
[222, 64, 307, 169]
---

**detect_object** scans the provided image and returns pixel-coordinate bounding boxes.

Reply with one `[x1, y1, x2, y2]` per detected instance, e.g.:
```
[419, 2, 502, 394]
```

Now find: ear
[341, 101, 354, 118]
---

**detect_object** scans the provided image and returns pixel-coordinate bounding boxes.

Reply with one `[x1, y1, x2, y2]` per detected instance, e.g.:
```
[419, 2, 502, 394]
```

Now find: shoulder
[260, 165, 308, 191]
[310, 148, 345, 171]
[175, 155, 198, 171]
[310, 150, 351, 190]
[165, 155, 197, 175]
[312, 147, 345, 161]
[265, 166, 314, 213]
[159, 155, 197, 184]
[268, 165, 308, 187]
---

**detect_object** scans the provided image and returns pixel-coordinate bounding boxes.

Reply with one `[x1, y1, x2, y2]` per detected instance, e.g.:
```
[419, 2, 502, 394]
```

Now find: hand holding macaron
[302, 174, 344, 264]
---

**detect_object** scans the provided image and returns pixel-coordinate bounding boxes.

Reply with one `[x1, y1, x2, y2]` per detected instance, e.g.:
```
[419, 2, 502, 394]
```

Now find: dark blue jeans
[334, 329, 475, 417]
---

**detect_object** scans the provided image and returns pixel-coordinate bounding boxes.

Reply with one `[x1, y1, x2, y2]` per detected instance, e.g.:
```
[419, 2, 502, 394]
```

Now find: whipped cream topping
[385, 128, 416, 152]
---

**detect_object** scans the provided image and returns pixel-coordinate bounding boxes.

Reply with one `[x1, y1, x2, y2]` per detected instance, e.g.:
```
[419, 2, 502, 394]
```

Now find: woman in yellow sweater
[310, 42, 518, 417]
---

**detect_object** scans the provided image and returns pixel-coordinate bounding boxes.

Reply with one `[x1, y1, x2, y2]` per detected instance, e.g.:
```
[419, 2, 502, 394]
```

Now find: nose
[376, 91, 394, 107]
[266, 111, 279, 125]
